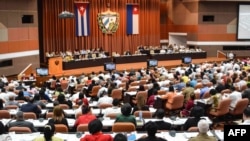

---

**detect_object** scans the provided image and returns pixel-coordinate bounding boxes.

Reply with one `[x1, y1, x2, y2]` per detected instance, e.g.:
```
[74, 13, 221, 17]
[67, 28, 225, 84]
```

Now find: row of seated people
[1, 58, 250, 126]
[1, 94, 250, 141]
[0, 117, 219, 141]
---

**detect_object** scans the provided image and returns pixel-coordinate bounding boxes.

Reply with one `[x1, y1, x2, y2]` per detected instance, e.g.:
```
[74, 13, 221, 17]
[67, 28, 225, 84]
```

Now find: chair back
[111, 89, 123, 100]
[210, 98, 231, 117]
[76, 84, 85, 92]
[157, 90, 166, 95]
[134, 111, 152, 119]
[127, 87, 137, 92]
[60, 81, 69, 91]
[129, 81, 139, 87]
[187, 126, 199, 132]
[112, 122, 136, 132]
[46, 112, 54, 119]
[99, 103, 113, 109]
[133, 91, 148, 105]
[77, 124, 88, 132]
[166, 94, 184, 110]
[139, 80, 147, 85]
[54, 124, 68, 133]
[23, 112, 37, 119]
[4, 105, 19, 110]
[118, 83, 126, 89]
[106, 113, 119, 119]
[202, 91, 210, 99]
[9, 126, 32, 133]
[0, 110, 11, 119]
[90, 85, 101, 97]
[59, 104, 69, 109]
[230, 98, 249, 115]
[195, 83, 203, 89]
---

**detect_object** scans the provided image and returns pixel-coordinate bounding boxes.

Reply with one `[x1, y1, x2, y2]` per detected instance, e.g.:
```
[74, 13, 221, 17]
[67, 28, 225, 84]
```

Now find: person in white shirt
[241, 107, 250, 125]
[97, 83, 108, 98]
[226, 86, 242, 110]
[103, 98, 121, 117]
[97, 91, 113, 106]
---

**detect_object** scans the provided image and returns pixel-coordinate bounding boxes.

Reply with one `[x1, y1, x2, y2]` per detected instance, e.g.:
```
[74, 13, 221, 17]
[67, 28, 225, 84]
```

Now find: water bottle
[139, 111, 142, 121]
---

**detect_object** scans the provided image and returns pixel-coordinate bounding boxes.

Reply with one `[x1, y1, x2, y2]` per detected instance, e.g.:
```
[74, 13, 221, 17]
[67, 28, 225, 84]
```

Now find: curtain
[41, 0, 160, 61]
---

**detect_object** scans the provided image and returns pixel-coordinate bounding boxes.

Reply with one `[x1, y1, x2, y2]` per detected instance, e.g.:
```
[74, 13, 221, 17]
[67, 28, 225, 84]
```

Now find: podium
[48, 57, 63, 75]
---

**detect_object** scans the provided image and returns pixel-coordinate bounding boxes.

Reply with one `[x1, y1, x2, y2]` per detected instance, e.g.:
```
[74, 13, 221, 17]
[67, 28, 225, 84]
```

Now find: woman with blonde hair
[132, 94, 149, 114]
[48, 105, 69, 129]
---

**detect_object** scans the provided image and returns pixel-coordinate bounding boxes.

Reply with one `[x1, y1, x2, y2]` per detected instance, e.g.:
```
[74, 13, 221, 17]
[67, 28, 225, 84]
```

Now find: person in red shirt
[74, 104, 96, 129]
[80, 119, 113, 141]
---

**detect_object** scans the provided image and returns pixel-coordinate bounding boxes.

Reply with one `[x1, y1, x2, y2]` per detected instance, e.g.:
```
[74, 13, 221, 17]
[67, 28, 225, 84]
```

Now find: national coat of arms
[97, 9, 119, 34]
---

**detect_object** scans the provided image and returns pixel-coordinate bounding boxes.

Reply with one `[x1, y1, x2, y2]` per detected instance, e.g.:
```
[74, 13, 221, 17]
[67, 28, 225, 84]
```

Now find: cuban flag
[127, 4, 139, 34]
[74, 2, 90, 36]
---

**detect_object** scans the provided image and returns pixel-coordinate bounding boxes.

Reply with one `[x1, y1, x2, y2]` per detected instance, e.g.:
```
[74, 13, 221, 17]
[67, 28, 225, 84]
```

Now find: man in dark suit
[20, 97, 41, 118]
[8, 111, 37, 132]
[152, 108, 172, 131]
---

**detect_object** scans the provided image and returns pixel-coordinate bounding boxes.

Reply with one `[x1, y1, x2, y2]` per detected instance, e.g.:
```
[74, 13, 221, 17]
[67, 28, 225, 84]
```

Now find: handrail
[217, 50, 226, 58]
[17, 64, 33, 80]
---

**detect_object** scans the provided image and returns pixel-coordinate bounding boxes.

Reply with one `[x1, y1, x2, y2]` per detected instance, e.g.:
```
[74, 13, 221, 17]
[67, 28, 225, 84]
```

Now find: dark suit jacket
[154, 120, 172, 130]
[137, 136, 167, 141]
[183, 117, 203, 131]
[20, 103, 41, 118]
[8, 119, 37, 132]
[132, 106, 149, 115]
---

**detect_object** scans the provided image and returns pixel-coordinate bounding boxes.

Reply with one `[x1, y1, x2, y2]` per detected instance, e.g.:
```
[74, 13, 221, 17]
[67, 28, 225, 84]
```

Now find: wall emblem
[97, 9, 119, 34]
[55, 60, 59, 66]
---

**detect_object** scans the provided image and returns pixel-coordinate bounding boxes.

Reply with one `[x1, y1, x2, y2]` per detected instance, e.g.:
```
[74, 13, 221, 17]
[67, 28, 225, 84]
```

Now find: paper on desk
[55, 133, 70, 140]
[184, 131, 214, 139]
[214, 130, 224, 141]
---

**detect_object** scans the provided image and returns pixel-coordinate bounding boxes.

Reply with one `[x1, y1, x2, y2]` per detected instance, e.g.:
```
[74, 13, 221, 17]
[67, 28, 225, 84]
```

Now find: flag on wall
[126, 4, 139, 34]
[74, 2, 90, 36]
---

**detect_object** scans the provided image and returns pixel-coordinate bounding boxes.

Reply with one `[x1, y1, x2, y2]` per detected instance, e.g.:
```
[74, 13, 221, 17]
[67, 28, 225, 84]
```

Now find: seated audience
[225, 86, 242, 110]
[152, 108, 171, 131]
[48, 106, 69, 129]
[15, 91, 27, 102]
[160, 85, 177, 103]
[180, 94, 195, 117]
[80, 119, 113, 141]
[97, 91, 113, 106]
[5, 96, 19, 107]
[207, 89, 221, 113]
[57, 94, 73, 109]
[114, 133, 127, 141]
[182, 106, 205, 131]
[103, 98, 121, 117]
[242, 83, 250, 102]
[132, 94, 149, 115]
[74, 104, 96, 129]
[241, 106, 250, 125]
[0, 99, 4, 110]
[33, 94, 46, 109]
[8, 111, 37, 132]
[0, 121, 6, 134]
[33, 123, 64, 141]
[75, 98, 89, 117]
[137, 121, 167, 141]
[39, 87, 53, 102]
[20, 97, 41, 118]
[188, 119, 216, 141]
[115, 103, 136, 126]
